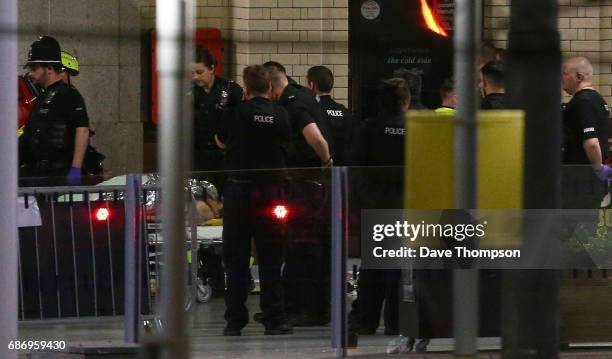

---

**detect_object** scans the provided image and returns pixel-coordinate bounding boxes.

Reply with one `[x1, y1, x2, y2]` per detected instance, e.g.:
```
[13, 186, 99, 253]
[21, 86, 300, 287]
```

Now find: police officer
[267, 66, 332, 326]
[435, 78, 456, 115]
[480, 60, 506, 110]
[192, 47, 243, 172]
[267, 67, 331, 167]
[561, 56, 612, 207]
[349, 78, 411, 336]
[215, 65, 293, 336]
[307, 65, 353, 166]
[263, 61, 301, 89]
[365, 78, 410, 167]
[20, 36, 90, 186]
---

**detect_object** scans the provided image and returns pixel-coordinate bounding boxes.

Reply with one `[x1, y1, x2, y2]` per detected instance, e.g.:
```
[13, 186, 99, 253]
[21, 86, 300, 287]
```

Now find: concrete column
[453, 0, 481, 357]
[157, 0, 191, 358]
[0, 0, 19, 358]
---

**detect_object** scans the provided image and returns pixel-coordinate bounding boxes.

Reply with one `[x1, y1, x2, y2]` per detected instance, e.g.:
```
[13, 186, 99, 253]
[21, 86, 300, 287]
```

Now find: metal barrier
[17, 178, 199, 344]
[18, 184, 135, 320]
[331, 167, 349, 357]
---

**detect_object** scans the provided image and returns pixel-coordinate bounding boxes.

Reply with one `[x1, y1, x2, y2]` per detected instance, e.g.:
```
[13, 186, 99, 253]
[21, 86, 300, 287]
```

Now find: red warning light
[272, 205, 289, 220]
[95, 207, 110, 222]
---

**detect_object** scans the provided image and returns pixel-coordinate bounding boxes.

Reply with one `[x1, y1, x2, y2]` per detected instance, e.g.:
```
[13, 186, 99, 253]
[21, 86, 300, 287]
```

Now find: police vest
[367, 112, 406, 166]
[25, 83, 76, 162]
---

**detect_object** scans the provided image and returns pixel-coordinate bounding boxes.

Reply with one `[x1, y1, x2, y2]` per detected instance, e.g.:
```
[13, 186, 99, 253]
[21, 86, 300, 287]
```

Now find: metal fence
[16, 176, 200, 343]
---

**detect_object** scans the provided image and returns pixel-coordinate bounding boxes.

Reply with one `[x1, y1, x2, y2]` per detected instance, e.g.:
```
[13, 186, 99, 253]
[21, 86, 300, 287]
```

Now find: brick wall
[484, 0, 612, 104]
[140, 0, 349, 105]
[142, 1, 612, 105]
[227, 0, 349, 105]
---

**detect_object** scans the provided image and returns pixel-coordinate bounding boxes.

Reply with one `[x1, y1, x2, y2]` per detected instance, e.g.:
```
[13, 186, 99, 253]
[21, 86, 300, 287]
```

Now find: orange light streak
[420, 0, 448, 37]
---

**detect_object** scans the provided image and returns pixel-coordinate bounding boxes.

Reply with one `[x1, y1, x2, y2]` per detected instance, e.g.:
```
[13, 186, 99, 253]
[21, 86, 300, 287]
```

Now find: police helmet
[25, 36, 62, 67]
[61, 51, 80, 76]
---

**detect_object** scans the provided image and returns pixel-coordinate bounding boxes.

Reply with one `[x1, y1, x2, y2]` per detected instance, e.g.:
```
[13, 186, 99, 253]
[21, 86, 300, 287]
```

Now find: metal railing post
[453, 1, 481, 358]
[0, 0, 19, 357]
[189, 196, 199, 306]
[124, 174, 143, 343]
[156, 0, 192, 357]
[331, 167, 349, 358]
[504, 1, 561, 357]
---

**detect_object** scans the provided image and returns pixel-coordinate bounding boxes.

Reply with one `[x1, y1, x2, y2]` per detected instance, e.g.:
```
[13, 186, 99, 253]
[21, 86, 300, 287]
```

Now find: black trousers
[349, 269, 400, 331]
[282, 179, 330, 318]
[222, 180, 286, 329]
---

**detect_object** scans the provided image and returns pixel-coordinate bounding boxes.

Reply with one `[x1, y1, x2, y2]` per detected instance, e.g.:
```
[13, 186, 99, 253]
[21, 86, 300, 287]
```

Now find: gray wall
[18, 0, 144, 176]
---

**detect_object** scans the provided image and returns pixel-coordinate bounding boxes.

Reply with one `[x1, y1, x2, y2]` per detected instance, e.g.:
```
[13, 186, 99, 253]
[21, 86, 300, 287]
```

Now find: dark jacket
[20, 80, 89, 173]
[318, 95, 353, 166]
[278, 85, 323, 167]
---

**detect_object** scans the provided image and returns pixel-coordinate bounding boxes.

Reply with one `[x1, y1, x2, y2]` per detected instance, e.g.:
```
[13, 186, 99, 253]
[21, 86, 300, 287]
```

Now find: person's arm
[215, 106, 233, 150]
[575, 98, 603, 171]
[302, 122, 332, 166]
[276, 107, 292, 145]
[63, 89, 90, 169]
[291, 103, 332, 166]
[63, 89, 90, 184]
[583, 138, 603, 171]
[574, 97, 612, 180]
[71, 127, 89, 168]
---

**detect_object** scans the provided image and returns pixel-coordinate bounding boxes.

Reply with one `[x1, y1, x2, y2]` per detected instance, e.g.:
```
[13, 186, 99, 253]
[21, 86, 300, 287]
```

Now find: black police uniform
[349, 110, 406, 335]
[193, 76, 243, 172]
[276, 84, 333, 324]
[318, 95, 353, 166]
[481, 93, 506, 110]
[562, 88, 611, 208]
[365, 111, 406, 168]
[20, 80, 89, 183]
[278, 85, 323, 168]
[563, 89, 610, 164]
[217, 97, 292, 333]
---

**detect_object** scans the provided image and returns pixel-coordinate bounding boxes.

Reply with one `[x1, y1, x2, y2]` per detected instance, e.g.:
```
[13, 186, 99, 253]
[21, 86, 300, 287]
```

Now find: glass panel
[347, 165, 612, 354]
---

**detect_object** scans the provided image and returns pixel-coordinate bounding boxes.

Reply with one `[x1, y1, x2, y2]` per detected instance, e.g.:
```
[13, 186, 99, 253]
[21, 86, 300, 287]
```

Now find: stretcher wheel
[196, 280, 213, 303]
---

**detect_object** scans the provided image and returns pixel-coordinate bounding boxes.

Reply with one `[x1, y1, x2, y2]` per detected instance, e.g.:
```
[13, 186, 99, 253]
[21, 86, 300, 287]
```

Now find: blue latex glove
[67, 167, 82, 186]
[595, 165, 612, 181]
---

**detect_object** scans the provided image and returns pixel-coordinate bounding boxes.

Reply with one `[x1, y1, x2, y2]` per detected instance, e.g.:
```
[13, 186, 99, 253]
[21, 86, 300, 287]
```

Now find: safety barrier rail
[17, 175, 199, 344]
